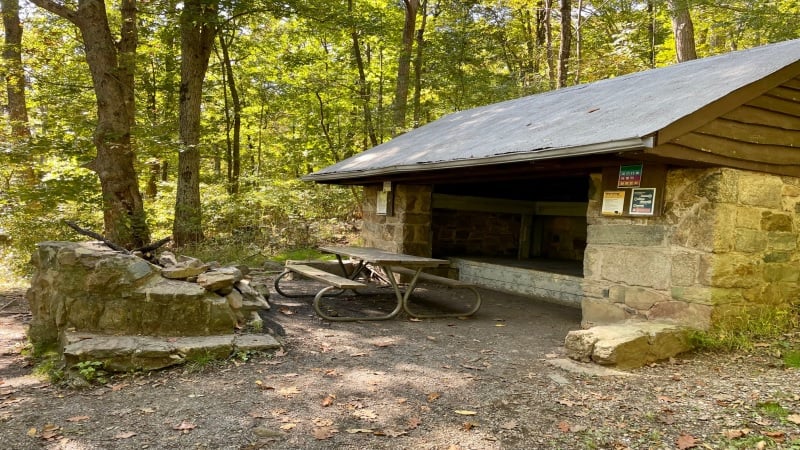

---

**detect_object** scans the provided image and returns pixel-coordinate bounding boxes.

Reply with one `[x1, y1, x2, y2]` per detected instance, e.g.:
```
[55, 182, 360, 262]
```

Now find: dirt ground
[1, 273, 799, 450]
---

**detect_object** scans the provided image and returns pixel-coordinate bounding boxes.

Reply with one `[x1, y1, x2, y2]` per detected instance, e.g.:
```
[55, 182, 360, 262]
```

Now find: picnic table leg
[334, 254, 368, 281]
[382, 266, 423, 317]
[313, 285, 403, 322]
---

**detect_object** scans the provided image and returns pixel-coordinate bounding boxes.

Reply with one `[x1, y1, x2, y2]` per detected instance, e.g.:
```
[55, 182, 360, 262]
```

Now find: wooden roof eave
[645, 143, 800, 178]
[656, 59, 800, 145]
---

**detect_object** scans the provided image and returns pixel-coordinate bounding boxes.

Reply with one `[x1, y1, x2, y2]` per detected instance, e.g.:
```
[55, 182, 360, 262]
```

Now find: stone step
[564, 321, 691, 369]
[62, 331, 281, 372]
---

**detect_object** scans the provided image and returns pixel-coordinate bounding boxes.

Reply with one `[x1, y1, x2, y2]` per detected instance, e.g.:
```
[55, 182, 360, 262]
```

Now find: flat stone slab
[564, 321, 691, 369]
[62, 331, 281, 372]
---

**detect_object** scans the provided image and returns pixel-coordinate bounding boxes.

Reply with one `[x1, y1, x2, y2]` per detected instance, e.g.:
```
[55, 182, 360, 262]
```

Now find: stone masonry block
[739, 172, 783, 209]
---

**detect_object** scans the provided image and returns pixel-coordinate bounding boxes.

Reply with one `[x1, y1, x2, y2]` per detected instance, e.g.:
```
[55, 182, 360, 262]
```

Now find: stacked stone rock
[26, 241, 278, 373]
[158, 251, 271, 328]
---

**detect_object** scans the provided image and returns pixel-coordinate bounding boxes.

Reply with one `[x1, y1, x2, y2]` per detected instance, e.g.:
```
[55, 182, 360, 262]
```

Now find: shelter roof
[305, 39, 800, 183]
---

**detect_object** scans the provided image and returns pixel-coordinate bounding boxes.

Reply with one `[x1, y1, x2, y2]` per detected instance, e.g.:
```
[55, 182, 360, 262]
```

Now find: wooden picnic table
[274, 246, 481, 321]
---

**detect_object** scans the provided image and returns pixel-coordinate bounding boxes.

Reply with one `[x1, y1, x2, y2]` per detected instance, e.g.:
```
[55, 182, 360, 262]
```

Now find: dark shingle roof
[305, 39, 800, 182]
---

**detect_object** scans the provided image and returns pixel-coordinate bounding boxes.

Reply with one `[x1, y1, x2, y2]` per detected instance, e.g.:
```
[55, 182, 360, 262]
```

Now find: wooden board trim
[694, 118, 800, 147]
[723, 105, 800, 130]
[657, 60, 800, 144]
[647, 144, 800, 177]
[671, 132, 800, 164]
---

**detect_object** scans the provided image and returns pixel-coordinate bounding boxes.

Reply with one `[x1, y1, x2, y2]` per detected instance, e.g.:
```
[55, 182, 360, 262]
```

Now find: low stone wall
[452, 258, 583, 308]
[26, 241, 269, 348]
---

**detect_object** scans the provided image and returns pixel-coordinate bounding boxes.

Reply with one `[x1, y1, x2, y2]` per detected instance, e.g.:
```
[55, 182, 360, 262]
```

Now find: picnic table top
[318, 246, 448, 268]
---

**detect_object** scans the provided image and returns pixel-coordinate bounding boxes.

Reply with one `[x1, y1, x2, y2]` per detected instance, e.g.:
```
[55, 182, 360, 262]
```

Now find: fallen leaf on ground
[500, 420, 518, 430]
[312, 427, 338, 440]
[278, 386, 301, 397]
[322, 395, 335, 407]
[396, 397, 407, 404]
[427, 392, 441, 402]
[557, 421, 571, 432]
[376, 429, 407, 437]
[27, 427, 37, 437]
[676, 433, 697, 449]
[407, 417, 422, 429]
[723, 428, 751, 439]
[787, 414, 800, 424]
[41, 424, 61, 440]
[312, 418, 334, 427]
[345, 428, 374, 434]
[350, 352, 367, 357]
[140, 407, 156, 414]
[274, 348, 287, 357]
[114, 431, 137, 439]
[657, 395, 677, 403]
[173, 420, 196, 432]
[454, 410, 477, 416]
[278, 307, 294, 315]
[354, 409, 378, 420]
[494, 323, 506, 327]
[764, 431, 785, 440]
[462, 421, 477, 431]
[279, 423, 296, 431]
[408, 318, 422, 322]
[66, 416, 90, 422]
[110, 383, 129, 391]
[374, 341, 394, 347]
[557, 399, 574, 407]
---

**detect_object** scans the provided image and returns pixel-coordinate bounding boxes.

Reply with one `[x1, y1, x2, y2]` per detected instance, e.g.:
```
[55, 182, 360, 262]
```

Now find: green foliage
[783, 350, 800, 369]
[689, 305, 799, 352]
[757, 400, 789, 419]
[75, 360, 108, 384]
[184, 351, 219, 373]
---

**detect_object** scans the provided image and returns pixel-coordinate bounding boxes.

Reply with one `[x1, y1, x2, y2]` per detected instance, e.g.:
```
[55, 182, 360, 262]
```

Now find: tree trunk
[2, 0, 29, 140]
[543, 0, 555, 89]
[557, 0, 571, 88]
[219, 31, 240, 194]
[174, 0, 218, 246]
[573, 0, 582, 84]
[349, 0, 378, 148]
[2, 0, 35, 184]
[392, 0, 418, 134]
[411, 0, 427, 129]
[30, 0, 150, 248]
[667, 0, 697, 62]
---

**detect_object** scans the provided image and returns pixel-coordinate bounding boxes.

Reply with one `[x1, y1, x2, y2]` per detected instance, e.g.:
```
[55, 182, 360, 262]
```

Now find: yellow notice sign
[601, 190, 626, 216]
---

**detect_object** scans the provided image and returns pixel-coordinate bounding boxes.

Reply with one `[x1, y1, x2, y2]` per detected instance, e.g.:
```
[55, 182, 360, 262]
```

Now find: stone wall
[362, 184, 433, 256]
[583, 167, 800, 330]
[432, 210, 520, 257]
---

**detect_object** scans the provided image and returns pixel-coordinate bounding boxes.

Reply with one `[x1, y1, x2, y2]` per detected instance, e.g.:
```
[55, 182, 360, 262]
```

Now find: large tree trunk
[30, 0, 150, 248]
[667, 0, 697, 62]
[411, 0, 427, 129]
[543, 0, 555, 89]
[557, 0, 571, 88]
[173, 0, 218, 246]
[349, 0, 378, 148]
[392, 0, 418, 135]
[219, 31, 240, 194]
[2, 0, 35, 185]
[2, 0, 29, 140]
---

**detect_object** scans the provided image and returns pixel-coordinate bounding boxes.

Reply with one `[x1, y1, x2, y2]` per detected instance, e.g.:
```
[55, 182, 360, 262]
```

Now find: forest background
[1, 0, 799, 277]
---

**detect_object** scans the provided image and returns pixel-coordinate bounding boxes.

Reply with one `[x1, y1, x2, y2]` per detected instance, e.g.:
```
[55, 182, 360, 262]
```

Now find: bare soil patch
[1, 274, 799, 449]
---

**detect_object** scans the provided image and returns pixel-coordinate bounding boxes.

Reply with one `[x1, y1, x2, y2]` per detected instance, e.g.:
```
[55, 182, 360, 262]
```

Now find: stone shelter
[304, 39, 800, 331]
